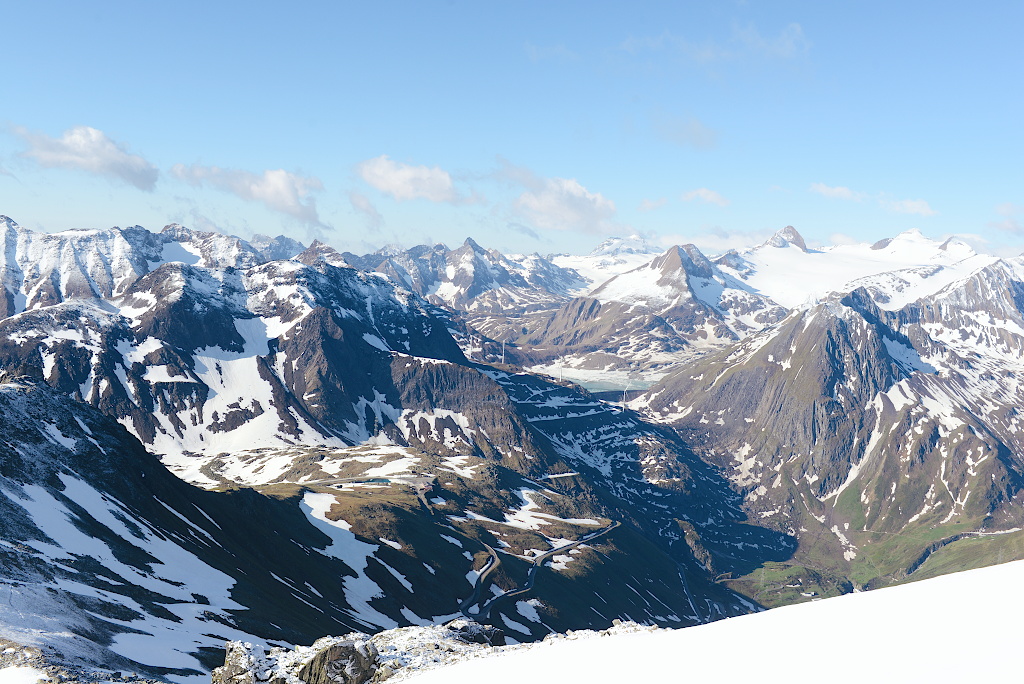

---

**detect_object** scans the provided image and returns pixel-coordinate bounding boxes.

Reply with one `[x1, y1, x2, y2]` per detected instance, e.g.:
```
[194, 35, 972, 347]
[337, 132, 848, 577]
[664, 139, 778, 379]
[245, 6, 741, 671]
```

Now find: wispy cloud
[171, 164, 324, 225]
[879, 197, 938, 217]
[732, 22, 809, 59]
[491, 156, 544, 190]
[621, 22, 809, 63]
[809, 182, 864, 201]
[488, 157, 622, 235]
[652, 111, 718, 150]
[620, 32, 727, 63]
[991, 203, 1024, 234]
[506, 222, 541, 240]
[638, 197, 667, 212]
[348, 190, 383, 230]
[810, 182, 937, 217]
[357, 155, 461, 203]
[681, 187, 729, 207]
[516, 177, 617, 234]
[15, 125, 158, 190]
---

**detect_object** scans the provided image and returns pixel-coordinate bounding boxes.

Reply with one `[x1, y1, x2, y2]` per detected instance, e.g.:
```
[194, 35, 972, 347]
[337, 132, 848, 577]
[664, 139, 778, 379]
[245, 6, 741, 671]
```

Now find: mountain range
[1, 214, 1023, 679]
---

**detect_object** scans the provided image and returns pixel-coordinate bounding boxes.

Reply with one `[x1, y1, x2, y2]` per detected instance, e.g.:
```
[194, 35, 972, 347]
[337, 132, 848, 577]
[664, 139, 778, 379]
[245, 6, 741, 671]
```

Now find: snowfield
[404, 559, 1024, 683]
[717, 228, 995, 310]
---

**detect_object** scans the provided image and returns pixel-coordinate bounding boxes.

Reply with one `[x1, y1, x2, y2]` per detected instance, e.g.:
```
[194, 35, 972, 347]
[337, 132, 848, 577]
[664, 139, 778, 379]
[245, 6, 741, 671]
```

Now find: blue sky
[1, 1, 1021, 256]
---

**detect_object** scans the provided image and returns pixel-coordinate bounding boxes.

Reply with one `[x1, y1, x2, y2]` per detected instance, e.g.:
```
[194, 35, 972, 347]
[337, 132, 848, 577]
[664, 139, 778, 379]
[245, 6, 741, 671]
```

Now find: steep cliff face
[638, 259, 1024, 602]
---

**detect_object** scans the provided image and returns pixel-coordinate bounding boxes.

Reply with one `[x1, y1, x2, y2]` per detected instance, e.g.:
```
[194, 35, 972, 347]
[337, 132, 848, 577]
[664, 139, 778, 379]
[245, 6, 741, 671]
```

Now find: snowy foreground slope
[403, 559, 1024, 683]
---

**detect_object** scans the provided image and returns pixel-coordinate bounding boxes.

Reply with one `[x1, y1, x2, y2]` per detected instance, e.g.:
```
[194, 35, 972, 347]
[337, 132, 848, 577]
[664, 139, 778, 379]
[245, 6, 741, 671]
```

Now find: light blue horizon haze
[1, 1, 1021, 256]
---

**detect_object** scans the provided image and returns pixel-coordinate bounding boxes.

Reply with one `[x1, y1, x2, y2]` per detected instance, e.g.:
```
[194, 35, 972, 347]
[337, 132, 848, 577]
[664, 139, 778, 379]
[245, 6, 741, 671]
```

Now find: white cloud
[681, 187, 729, 207]
[992, 203, 1024, 234]
[811, 183, 937, 217]
[638, 197, 667, 212]
[880, 197, 938, 217]
[733, 22, 809, 59]
[652, 112, 718, 150]
[516, 177, 617, 233]
[357, 155, 458, 202]
[16, 125, 158, 190]
[507, 222, 541, 240]
[621, 23, 808, 63]
[809, 182, 864, 201]
[348, 190, 383, 229]
[620, 32, 727, 63]
[171, 164, 323, 224]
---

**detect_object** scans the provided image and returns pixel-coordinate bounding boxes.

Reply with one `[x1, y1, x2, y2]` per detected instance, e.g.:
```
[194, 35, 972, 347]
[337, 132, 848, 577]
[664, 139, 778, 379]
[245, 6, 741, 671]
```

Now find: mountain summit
[764, 225, 808, 251]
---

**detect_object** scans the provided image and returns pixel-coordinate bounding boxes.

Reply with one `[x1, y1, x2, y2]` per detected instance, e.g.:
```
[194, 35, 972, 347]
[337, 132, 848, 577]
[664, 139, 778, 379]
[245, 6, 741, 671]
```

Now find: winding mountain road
[465, 521, 621, 620]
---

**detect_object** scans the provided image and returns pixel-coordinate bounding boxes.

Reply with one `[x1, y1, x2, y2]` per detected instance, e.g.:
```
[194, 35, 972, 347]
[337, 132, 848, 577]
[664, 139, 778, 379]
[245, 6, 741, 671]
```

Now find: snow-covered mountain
[342, 239, 585, 313]
[0, 217, 796, 678]
[715, 226, 996, 309]
[635, 251, 1024, 604]
[492, 244, 786, 388]
[551, 234, 663, 292]
[5, 214, 1024, 681]
[0, 216, 305, 316]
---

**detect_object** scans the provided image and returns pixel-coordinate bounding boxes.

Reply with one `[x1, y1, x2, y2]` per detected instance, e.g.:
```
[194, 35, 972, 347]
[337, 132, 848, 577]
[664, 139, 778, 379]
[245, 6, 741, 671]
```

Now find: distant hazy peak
[588, 234, 660, 257]
[249, 233, 307, 261]
[764, 225, 807, 251]
[295, 239, 349, 267]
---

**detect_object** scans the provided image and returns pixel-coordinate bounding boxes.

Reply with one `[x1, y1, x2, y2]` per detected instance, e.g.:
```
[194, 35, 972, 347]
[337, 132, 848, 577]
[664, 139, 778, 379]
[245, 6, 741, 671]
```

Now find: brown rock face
[297, 640, 379, 684]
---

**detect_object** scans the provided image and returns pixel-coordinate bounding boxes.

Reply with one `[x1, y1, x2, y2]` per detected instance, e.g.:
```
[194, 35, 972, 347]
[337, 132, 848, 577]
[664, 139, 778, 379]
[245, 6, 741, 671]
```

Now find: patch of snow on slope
[590, 263, 684, 308]
[403, 559, 1024, 683]
[153, 316, 345, 457]
[718, 230, 997, 309]
[10, 474, 248, 676]
[882, 336, 937, 375]
[552, 238, 659, 294]
[299, 492, 397, 630]
[0, 665, 51, 684]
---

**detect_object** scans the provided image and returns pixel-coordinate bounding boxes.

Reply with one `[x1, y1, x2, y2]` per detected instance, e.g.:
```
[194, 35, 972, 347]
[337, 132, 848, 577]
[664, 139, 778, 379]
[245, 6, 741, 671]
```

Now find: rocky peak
[680, 244, 716, 279]
[462, 237, 486, 254]
[0, 215, 23, 232]
[296, 240, 350, 267]
[250, 233, 306, 262]
[764, 225, 807, 251]
[938, 236, 976, 258]
[644, 245, 710, 283]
